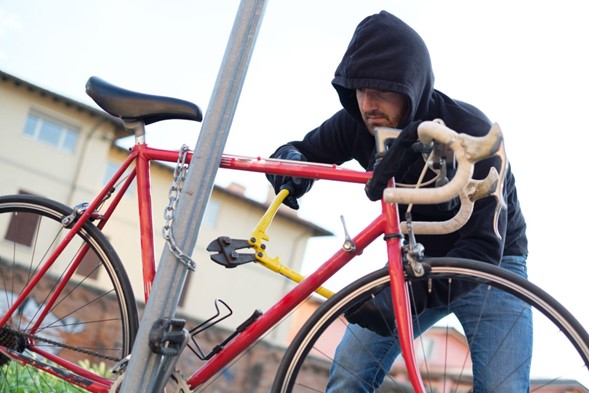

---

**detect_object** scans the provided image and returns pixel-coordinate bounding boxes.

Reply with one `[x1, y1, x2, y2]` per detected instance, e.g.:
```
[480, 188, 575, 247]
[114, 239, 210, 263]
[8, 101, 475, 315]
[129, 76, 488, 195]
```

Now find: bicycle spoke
[272, 260, 589, 392]
[0, 195, 137, 391]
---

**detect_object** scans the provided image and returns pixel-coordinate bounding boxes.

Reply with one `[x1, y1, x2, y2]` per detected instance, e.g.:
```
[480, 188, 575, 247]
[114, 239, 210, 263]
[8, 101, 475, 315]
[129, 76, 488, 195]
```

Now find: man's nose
[360, 90, 379, 112]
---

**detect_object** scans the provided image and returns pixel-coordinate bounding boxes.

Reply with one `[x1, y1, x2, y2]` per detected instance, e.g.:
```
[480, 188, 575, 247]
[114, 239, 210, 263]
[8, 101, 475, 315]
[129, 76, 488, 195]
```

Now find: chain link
[3, 326, 190, 391]
[2, 326, 121, 362]
[162, 145, 197, 271]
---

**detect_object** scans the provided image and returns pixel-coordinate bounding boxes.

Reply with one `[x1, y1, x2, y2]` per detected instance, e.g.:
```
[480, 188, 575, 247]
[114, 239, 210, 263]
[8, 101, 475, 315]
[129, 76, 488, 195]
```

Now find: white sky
[2, 0, 589, 370]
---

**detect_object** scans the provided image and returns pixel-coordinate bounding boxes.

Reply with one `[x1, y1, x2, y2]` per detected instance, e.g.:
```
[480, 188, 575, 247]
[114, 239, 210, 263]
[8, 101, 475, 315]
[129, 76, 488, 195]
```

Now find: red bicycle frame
[193, 154, 425, 390]
[0, 143, 426, 392]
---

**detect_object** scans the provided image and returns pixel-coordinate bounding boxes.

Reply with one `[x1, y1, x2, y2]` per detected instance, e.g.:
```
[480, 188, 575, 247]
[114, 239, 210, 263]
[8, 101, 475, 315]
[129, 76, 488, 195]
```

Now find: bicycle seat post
[125, 120, 146, 145]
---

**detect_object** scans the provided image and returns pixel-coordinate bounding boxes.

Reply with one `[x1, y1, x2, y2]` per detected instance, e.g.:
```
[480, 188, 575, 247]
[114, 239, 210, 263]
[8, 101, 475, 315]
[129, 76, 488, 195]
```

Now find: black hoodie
[275, 11, 527, 265]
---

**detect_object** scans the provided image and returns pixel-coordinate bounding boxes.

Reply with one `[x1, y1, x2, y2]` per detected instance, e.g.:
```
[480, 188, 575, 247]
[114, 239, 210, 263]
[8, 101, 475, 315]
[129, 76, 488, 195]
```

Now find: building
[2, 69, 587, 392]
[0, 68, 332, 346]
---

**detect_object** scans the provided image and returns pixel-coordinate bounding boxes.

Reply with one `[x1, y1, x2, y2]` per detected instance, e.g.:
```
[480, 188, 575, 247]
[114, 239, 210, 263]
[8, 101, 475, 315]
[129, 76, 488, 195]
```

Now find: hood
[332, 11, 435, 127]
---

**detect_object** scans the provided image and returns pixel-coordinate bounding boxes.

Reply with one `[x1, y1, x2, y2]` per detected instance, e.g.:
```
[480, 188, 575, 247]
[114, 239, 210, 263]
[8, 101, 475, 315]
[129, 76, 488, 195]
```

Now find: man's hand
[365, 121, 422, 201]
[266, 145, 314, 210]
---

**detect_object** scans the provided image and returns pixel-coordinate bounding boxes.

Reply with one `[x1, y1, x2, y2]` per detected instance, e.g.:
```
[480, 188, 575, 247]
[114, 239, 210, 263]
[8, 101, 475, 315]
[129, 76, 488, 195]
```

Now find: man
[267, 11, 530, 392]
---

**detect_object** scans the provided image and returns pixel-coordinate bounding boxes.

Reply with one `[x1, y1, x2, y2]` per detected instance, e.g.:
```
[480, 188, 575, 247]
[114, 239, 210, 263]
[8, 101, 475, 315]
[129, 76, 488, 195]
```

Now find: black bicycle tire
[272, 257, 589, 392]
[0, 194, 138, 390]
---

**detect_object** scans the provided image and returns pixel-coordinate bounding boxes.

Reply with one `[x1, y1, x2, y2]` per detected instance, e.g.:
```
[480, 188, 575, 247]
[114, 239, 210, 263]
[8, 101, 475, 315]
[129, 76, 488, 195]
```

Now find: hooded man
[267, 11, 530, 392]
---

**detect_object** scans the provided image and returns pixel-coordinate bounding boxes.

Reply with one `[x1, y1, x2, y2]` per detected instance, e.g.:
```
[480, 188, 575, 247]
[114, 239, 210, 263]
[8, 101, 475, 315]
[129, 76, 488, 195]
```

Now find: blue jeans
[326, 256, 532, 392]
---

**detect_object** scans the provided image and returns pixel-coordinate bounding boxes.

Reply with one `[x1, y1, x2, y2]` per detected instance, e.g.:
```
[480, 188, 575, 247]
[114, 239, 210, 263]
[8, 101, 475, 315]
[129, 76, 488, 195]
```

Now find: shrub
[1, 359, 111, 392]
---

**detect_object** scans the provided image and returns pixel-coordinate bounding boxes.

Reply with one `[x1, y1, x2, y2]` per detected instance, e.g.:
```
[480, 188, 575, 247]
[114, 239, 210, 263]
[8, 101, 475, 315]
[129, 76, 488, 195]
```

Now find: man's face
[356, 88, 407, 135]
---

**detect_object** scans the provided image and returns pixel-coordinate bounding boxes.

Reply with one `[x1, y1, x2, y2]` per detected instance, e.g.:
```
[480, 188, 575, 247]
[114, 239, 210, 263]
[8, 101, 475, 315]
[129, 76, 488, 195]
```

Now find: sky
[2, 0, 589, 367]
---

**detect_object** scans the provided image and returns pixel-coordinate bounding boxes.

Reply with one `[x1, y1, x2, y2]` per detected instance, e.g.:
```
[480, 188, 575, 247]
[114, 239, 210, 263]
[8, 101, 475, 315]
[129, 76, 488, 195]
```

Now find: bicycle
[1, 76, 588, 392]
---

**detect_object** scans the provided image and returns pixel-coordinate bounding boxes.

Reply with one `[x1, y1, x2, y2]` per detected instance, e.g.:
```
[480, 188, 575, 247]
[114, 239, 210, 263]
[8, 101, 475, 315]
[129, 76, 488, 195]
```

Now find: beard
[362, 110, 403, 134]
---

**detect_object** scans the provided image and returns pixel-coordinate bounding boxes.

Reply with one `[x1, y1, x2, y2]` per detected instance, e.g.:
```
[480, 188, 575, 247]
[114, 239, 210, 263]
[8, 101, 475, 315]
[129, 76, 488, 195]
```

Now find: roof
[0, 69, 127, 139]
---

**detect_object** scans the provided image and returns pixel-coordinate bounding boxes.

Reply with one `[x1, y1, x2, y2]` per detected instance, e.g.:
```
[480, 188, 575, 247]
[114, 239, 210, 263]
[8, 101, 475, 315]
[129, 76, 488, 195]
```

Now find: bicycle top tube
[220, 154, 372, 184]
[143, 134, 501, 239]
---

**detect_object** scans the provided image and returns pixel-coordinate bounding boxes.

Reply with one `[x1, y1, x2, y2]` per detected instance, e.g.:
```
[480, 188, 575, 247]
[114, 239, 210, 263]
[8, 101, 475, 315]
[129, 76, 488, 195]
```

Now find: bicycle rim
[273, 258, 589, 392]
[0, 194, 138, 392]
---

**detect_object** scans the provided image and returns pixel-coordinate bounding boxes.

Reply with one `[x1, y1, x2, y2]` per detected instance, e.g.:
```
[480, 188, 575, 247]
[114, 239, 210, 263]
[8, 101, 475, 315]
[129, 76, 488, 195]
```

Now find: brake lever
[486, 124, 508, 239]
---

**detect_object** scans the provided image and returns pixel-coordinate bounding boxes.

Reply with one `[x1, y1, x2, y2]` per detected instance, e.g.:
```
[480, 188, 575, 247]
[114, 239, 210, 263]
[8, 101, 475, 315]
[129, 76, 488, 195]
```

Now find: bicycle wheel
[273, 258, 589, 392]
[0, 194, 138, 392]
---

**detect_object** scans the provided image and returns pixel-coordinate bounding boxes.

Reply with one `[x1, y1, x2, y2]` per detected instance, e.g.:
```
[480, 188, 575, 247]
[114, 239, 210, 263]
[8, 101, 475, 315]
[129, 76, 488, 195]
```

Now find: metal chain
[3, 326, 191, 392]
[2, 326, 121, 362]
[162, 145, 197, 271]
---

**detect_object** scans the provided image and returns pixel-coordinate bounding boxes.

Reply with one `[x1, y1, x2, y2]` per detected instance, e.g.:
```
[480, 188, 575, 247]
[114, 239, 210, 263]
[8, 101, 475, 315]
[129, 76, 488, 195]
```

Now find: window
[202, 200, 220, 228]
[5, 206, 102, 280]
[5, 209, 40, 247]
[74, 248, 101, 280]
[4, 191, 100, 280]
[103, 161, 135, 196]
[22, 111, 79, 152]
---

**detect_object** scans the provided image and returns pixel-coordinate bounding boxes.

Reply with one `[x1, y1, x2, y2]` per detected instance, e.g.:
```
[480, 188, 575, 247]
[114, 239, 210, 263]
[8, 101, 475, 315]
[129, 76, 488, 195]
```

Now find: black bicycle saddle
[86, 76, 202, 126]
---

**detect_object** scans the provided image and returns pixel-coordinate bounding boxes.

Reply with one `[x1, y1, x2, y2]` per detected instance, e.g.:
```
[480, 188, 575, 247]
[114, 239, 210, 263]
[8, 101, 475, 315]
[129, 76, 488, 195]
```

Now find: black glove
[345, 269, 481, 337]
[345, 280, 429, 337]
[266, 145, 314, 210]
[365, 121, 422, 201]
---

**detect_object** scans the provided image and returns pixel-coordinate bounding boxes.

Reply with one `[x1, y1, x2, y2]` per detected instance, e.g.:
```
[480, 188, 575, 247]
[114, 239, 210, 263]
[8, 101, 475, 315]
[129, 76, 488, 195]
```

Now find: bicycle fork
[382, 197, 427, 393]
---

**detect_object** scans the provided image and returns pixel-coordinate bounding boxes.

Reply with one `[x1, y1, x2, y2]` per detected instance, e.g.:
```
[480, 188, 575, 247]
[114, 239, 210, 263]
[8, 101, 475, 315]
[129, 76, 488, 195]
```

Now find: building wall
[0, 80, 116, 204]
[0, 72, 329, 347]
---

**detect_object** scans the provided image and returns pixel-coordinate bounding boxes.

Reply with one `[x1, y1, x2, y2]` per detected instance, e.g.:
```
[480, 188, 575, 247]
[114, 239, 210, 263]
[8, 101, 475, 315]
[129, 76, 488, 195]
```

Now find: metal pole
[119, 0, 267, 390]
